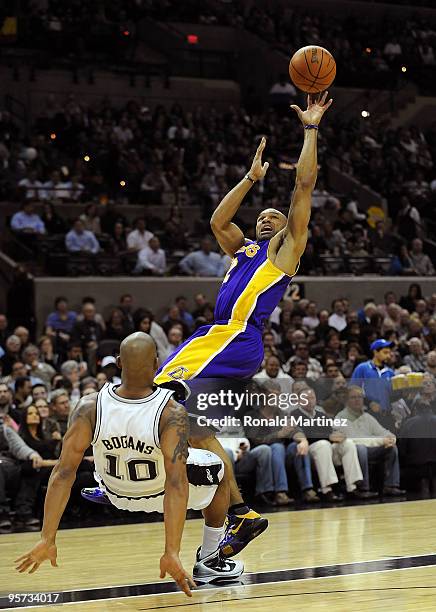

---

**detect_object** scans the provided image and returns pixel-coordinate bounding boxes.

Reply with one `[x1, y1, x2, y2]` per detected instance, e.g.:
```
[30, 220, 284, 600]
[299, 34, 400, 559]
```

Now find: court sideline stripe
[138, 585, 436, 611]
[1, 553, 436, 609]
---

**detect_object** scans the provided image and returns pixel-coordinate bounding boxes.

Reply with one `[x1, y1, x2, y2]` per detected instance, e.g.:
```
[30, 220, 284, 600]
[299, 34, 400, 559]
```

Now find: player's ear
[116, 355, 121, 369]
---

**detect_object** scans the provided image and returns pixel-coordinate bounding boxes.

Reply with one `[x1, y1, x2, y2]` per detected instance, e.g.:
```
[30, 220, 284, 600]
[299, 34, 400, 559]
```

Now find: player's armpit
[210, 220, 245, 257]
[68, 391, 98, 430]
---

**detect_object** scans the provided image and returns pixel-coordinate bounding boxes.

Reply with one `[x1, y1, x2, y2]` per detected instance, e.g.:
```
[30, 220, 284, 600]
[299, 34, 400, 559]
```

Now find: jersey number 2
[105, 454, 158, 481]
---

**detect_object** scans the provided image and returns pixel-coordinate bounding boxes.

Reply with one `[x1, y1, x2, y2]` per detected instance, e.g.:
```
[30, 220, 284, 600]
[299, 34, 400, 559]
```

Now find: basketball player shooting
[84, 92, 333, 558]
[15, 333, 244, 596]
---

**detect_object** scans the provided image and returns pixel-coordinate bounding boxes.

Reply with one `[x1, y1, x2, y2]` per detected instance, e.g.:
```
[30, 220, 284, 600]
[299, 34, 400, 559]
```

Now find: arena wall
[34, 276, 436, 335]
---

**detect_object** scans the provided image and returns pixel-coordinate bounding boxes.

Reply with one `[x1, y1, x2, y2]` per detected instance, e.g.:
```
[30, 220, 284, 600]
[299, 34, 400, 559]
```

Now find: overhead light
[361, 110, 370, 118]
[83, 155, 90, 162]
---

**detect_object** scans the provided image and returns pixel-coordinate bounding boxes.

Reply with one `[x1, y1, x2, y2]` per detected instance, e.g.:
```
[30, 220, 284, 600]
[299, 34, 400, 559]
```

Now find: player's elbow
[295, 177, 315, 193]
[210, 216, 221, 233]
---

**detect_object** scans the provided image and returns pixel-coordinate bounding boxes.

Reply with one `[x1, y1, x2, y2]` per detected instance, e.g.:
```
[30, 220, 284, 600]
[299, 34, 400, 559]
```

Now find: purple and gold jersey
[214, 239, 292, 329]
[154, 239, 295, 384]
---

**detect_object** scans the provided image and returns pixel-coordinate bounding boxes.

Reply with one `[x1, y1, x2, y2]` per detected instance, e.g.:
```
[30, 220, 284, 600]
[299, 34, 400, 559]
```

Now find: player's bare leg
[190, 433, 269, 559]
[193, 463, 244, 584]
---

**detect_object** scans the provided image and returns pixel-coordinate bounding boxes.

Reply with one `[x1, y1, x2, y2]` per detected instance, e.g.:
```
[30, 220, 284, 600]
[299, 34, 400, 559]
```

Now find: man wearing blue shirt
[11, 202, 45, 235]
[179, 237, 223, 277]
[350, 339, 395, 413]
[45, 297, 77, 336]
[65, 219, 100, 255]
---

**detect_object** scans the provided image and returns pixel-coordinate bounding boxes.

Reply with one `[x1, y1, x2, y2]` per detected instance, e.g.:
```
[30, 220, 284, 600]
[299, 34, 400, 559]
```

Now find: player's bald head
[256, 208, 287, 241]
[118, 332, 157, 378]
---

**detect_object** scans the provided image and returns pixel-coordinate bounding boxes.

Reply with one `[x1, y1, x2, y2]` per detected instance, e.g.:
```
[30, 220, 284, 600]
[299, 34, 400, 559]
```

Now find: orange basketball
[289, 46, 336, 94]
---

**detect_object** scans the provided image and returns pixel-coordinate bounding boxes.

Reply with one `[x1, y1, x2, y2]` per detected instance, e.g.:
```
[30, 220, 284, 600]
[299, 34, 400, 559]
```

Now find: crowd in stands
[2, 95, 436, 276]
[10, 1, 436, 90]
[2, 283, 436, 530]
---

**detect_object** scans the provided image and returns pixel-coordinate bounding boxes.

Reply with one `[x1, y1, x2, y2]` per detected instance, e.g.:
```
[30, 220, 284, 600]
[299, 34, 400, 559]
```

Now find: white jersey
[92, 382, 174, 504]
[92, 382, 224, 514]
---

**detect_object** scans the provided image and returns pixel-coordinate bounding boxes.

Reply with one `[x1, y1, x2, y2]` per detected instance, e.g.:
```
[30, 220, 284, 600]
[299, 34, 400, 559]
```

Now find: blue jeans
[225, 445, 273, 495]
[270, 442, 313, 493]
[356, 444, 400, 489]
[285, 442, 313, 491]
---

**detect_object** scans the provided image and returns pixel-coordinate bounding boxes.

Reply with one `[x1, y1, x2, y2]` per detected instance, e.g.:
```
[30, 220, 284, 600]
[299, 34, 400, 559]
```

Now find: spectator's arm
[4, 425, 40, 461]
[159, 251, 167, 275]
[36, 219, 46, 234]
[127, 232, 138, 251]
[350, 364, 365, 385]
[179, 253, 195, 275]
[89, 233, 100, 254]
[10, 214, 22, 231]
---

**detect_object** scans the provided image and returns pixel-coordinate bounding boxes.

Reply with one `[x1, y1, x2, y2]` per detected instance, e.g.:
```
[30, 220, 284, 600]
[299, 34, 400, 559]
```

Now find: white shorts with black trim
[95, 448, 224, 514]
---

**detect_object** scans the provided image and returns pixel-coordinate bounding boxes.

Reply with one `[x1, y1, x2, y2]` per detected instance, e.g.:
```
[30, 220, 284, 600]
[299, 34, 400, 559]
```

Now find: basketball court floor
[1, 499, 436, 611]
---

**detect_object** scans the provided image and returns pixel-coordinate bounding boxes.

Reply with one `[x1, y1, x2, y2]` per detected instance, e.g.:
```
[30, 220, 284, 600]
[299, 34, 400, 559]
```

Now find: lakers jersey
[214, 239, 293, 329]
[92, 383, 174, 501]
[154, 239, 296, 383]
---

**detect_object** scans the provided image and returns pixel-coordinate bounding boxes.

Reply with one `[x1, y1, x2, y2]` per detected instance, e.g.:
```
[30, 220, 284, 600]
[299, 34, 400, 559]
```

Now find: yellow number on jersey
[222, 257, 238, 283]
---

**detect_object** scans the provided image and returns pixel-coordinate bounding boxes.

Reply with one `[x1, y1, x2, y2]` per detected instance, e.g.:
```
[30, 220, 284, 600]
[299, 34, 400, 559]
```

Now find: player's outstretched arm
[272, 93, 333, 275]
[210, 137, 269, 256]
[159, 400, 196, 597]
[14, 394, 96, 574]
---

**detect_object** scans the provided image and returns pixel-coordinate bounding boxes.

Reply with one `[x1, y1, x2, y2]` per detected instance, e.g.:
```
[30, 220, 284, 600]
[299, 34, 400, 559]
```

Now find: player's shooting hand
[248, 136, 269, 181]
[290, 91, 333, 126]
[160, 552, 197, 597]
[15, 540, 58, 574]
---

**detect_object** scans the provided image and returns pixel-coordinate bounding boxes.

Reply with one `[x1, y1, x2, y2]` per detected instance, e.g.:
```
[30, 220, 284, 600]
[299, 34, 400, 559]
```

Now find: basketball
[289, 46, 336, 94]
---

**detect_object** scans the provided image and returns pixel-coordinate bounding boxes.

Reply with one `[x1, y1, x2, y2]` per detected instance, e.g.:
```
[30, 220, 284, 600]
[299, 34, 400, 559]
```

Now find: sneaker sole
[81, 491, 111, 505]
[194, 574, 243, 586]
[220, 517, 269, 558]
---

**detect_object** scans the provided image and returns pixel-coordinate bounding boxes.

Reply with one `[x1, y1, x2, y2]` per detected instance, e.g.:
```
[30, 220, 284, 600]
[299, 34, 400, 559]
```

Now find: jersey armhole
[91, 386, 104, 445]
[153, 389, 175, 449]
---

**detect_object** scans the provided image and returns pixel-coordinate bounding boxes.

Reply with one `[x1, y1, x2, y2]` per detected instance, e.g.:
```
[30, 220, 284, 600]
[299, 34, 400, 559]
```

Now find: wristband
[304, 124, 319, 130]
[245, 174, 256, 183]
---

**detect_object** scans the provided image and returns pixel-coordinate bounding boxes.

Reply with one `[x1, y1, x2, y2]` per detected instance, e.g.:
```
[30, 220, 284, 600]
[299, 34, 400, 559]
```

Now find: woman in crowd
[105, 308, 131, 341]
[38, 335, 59, 371]
[79, 203, 101, 235]
[134, 309, 169, 362]
[15, 404, 59, 526]
[41, 202, 66, 234]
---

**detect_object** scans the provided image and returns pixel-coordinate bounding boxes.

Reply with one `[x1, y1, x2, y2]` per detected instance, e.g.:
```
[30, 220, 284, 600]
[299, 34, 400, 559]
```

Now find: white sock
[200, 525, 224, 560]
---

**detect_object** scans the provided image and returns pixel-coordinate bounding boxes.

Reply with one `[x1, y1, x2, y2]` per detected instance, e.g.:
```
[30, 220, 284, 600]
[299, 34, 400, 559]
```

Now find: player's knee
[255, 444, 272, 458]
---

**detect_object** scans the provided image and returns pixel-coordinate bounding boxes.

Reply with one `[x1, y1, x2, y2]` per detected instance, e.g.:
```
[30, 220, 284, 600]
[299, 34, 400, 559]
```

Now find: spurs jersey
[92, 383, 173, 503]
[92, 382, 224, 514]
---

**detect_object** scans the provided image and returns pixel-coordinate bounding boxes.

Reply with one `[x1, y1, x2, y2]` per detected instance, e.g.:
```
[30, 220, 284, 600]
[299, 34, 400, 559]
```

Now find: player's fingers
[14, 554, 29, 563]
[320, 91, 328, 105]
[262, 161, 270, 173]
[160, 568, 166, 579]
[51, 558, 58, 567]
[325, 98, 333, 109]
[307, 94, 311, 108]
[17, 559, 32, 573]
[29, 562, 40, 574]
[179, 578, 192, 597]
[187, 574, 197, 590]
[290, 105, 302, 116]
[255, 136, 266, 157]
